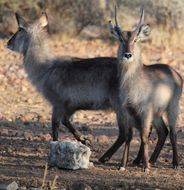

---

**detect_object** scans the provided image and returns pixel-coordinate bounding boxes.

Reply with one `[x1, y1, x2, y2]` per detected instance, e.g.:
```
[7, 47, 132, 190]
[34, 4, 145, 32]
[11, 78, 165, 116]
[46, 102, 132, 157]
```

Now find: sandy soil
[0, 38, 184, 190]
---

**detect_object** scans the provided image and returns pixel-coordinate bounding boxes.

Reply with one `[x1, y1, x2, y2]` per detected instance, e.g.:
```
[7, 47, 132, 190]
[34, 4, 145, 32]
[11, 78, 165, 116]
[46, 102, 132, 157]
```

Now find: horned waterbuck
[7, 12, 130, 159]
[109, 7, 183, 172]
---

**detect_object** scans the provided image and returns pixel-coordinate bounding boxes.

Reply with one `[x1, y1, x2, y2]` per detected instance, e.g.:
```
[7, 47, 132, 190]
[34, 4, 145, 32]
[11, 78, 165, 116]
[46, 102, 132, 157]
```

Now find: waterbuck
[109, 7, 183, 172]
[6, 12, 176, 169]
[7, 12, 129, 156]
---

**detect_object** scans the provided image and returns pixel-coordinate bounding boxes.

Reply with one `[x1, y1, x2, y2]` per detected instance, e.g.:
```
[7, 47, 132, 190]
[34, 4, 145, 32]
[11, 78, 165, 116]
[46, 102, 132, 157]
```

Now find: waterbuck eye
[18, 27, 25, 32]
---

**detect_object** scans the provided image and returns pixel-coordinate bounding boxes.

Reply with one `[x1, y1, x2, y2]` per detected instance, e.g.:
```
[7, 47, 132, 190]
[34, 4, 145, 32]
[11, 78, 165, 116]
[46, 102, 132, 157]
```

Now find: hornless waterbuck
[6, 12, 129, 158]
[109, 7, 183, 172]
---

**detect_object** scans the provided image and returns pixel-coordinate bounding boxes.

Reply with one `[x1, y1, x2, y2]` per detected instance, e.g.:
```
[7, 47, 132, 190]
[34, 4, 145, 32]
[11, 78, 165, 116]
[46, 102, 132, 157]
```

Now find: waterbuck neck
[23, 32, 50, 84]
[119, 43, 142, 85]
[118, 43, 153, 112]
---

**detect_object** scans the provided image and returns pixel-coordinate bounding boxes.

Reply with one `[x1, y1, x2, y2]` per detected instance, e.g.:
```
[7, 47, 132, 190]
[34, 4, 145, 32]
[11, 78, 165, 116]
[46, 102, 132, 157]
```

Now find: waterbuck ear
[137, 24, 151, 42]
[38, 12, 48, 28]
[15, 13, 27, 30]
[108, 20, 120, 39]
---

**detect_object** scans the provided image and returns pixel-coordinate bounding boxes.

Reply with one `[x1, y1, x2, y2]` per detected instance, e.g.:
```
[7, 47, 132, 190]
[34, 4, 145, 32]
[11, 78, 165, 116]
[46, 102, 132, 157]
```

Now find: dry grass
[151, 25, 184, 51]
[41, 163, 58, 190]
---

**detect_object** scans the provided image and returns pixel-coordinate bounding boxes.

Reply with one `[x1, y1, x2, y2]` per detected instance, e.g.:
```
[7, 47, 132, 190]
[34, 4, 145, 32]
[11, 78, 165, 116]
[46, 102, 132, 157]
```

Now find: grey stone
[48, 140, 91, 170]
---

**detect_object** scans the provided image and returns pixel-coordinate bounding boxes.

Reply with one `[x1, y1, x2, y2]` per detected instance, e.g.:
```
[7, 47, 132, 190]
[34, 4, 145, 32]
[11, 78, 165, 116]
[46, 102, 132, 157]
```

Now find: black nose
[124, 53, 132, 59]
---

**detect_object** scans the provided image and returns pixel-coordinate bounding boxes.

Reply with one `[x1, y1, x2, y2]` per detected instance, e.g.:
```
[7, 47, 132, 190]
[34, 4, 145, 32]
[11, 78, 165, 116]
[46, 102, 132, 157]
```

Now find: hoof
[98, 156, 110, 163]
[132, 159, 141, 166]
[80, 135, 92, 147]
[88, 162, 95, 168]
[173, 165, 178, 169]
[172, 159, 179, 169]
[142, 167, 150, 173]
[119, 167, 126, 171]
[149, 160, 157, 167]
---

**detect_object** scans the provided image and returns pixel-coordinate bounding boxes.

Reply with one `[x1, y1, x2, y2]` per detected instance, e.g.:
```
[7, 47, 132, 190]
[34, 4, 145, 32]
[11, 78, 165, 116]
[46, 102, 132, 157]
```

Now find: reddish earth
[0, 38, 184, 189]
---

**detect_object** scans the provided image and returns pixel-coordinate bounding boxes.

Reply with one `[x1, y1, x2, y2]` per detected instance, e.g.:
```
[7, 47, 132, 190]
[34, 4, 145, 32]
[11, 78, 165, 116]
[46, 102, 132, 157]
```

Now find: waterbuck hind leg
[169, 127, 178, 169]
[167, 101, 180, 169]
[99, 112, 128, 163]
[132, 140, 144, 166]
[169, 116, 179, 169]
[149, 117, 168, 166]
[99, 134, 125, 163]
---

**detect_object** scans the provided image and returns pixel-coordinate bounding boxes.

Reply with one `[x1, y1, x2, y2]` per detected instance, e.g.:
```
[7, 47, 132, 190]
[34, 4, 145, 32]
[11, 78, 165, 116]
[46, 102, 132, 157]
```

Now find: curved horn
[139, 7, 145, 26]
[134, 7, 144, 32]
[114, 5, 122, 35]
[115, 5, 119, 28]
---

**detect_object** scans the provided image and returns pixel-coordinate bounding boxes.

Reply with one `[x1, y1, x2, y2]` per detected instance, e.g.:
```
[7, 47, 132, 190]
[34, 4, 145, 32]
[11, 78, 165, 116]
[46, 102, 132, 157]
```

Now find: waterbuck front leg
[141, 108, 153, 172]
[62, 115, 92, 146]
[129, 114, 144, 166]
[52, 106, 62, 141]
[132, 128, 151, 166]
[119, 127, 133, 171]
[119, 109, 137, 169]
[52, 106, 91, 146]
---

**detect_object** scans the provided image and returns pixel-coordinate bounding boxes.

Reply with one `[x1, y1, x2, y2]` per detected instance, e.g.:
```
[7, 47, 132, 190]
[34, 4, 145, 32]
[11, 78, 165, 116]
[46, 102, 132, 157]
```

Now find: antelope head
[109, 7, 151, 64]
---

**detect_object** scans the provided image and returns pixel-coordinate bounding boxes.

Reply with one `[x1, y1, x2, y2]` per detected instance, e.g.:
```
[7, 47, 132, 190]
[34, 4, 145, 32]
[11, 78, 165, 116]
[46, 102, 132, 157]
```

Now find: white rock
[6, 181, 19, 190]
[48, 140, 91, 170]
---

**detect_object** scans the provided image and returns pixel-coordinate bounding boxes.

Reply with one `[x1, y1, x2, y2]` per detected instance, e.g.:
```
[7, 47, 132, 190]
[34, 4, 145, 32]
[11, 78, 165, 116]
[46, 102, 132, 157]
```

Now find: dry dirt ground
[0, 38, 184, 190]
